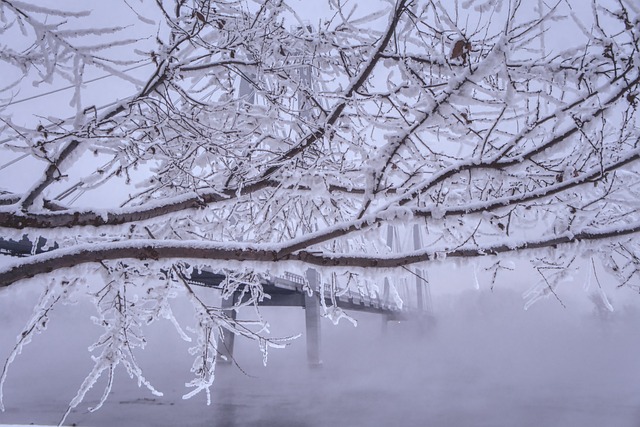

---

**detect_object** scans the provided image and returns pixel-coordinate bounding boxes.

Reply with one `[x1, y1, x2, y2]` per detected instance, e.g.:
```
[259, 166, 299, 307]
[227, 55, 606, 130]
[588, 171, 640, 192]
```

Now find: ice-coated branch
[3, 221, 640, 288]
[0, 280, 65, 411]
[254, 0, 409, 181]
[16, 38, 191, 211]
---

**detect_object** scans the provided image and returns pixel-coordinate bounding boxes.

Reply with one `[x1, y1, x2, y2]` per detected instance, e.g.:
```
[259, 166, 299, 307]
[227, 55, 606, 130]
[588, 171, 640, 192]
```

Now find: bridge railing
[271, 269, 426, 314]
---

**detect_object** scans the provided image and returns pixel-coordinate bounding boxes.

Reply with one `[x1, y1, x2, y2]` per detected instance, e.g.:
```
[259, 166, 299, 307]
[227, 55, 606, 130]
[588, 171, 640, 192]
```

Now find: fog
[1, 278, 640, 427]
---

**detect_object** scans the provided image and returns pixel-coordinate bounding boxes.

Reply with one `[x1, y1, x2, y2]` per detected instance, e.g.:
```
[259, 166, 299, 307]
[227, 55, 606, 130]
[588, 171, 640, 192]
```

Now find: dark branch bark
[3, 187, 238, 229]
[412, 147, 640, 219]
[0, 180, 367, 229]
[2, 221, 640, 288]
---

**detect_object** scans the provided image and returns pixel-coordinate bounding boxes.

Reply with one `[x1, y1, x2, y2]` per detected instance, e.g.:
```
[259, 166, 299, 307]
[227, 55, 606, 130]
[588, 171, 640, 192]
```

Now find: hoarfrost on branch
[0, 0, 639, 418]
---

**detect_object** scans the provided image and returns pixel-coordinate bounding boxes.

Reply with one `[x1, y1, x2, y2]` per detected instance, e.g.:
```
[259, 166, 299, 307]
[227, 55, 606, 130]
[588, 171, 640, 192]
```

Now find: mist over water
[1, 283, 640, 427]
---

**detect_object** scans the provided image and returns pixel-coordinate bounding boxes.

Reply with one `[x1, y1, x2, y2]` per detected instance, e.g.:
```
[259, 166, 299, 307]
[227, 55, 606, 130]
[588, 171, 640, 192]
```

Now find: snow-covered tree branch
[1, 0, 639, 419]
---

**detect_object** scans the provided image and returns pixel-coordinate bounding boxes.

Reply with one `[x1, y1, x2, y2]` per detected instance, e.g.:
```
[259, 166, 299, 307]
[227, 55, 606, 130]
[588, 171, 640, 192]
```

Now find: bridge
[0, 227, 434, 366]
[185, 267, 431, 366]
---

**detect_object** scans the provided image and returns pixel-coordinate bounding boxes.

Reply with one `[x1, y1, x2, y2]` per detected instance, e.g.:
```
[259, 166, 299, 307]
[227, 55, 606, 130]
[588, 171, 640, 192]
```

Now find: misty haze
[2, 278, 640, 426]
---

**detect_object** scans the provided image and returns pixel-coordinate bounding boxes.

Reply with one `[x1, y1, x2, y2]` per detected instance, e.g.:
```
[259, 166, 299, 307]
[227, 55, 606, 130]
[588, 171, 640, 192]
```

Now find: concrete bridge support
[218, 291, 239, 365]
[304, 268, 322, 367]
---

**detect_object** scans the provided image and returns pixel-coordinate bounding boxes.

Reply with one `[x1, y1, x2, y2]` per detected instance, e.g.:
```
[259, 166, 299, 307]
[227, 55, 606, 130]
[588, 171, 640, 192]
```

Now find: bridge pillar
[218, 291, 239, 365]
[304, 269, 322, 367]
[381, 278, 391, 333]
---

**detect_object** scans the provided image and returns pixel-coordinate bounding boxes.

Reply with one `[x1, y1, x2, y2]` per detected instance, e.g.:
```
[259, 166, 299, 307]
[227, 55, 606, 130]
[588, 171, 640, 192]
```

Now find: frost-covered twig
[172, 264, 296, 402]
[0, 279, 65, 411]
[58, 262, 174, 424]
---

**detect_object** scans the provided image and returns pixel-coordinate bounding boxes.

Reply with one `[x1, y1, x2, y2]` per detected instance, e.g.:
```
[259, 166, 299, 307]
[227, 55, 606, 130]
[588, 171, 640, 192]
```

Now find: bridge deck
[186, 270, 414, 321]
